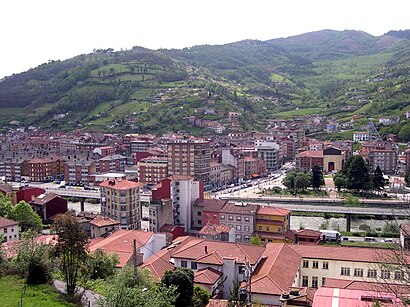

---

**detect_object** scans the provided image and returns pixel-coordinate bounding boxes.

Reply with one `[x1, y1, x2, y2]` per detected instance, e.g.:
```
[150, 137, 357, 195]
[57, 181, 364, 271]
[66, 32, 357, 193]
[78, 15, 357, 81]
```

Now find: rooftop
[100, 179, 140, 190]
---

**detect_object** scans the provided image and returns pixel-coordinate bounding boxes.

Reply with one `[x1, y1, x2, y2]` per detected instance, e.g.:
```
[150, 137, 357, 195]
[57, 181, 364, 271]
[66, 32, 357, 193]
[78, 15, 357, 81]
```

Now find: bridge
[220, 196, 410, 231]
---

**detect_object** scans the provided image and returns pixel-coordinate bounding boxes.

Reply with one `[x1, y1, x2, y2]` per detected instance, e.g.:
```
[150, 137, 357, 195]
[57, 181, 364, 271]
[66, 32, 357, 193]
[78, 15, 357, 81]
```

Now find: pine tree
[346, 155, 371, 191]
[372, 166, 388, 192]
[311, 165, 324, 190]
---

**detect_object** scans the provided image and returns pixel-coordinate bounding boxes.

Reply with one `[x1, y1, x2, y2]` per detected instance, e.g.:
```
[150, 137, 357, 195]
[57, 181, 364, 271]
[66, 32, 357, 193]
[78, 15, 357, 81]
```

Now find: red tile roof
[206, 299, 229, 307]
[297, 150, 323, 158]
[140, 248, 174, 281]
[194, 267, 223, 285]
[250, 243, 301, 295]
[400, 224, 410, 236]
[1, 235, 58, 258]
[194, 199, 228, 212]
[198, 223, 232, 236]
[169, 237, 264, 265]
[0, 216, 19, 228]
[257, 206, 290, 216]
[89, 229, 153, 267]
[325, 278, 410, 295]
[30, 193, 63, 206]
[288, 244, 408, 264]
[100, 179, 140, 190]
[90, 215, 120, 227]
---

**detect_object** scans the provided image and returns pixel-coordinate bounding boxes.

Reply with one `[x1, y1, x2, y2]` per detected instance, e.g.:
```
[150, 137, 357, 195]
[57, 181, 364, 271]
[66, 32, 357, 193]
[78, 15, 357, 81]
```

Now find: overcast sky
[1, 0, 409, 79]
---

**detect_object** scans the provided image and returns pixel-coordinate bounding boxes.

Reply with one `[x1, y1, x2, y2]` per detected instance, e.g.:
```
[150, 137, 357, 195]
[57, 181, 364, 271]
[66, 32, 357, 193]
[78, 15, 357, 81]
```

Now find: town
[1, 117, 410, 306]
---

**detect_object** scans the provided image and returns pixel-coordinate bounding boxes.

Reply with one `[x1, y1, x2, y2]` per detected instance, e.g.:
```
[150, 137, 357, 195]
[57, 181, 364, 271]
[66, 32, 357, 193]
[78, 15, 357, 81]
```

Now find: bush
[359, 224, 371, 232]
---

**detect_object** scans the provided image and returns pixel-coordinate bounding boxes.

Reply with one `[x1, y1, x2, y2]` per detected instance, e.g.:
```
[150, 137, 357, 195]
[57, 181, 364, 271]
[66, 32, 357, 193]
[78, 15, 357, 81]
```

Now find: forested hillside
[1, 29, 410, 136]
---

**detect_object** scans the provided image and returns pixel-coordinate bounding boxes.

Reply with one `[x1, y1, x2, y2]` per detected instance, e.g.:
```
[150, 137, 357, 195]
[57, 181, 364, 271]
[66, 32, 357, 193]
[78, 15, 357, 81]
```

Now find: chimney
[204, 246, 208, 254]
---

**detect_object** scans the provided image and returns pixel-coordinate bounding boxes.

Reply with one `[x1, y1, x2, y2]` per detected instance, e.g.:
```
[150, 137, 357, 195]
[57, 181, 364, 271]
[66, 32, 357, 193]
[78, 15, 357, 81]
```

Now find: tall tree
[52, 212, 88, 296]
[0, 194, 12, 217]
[311, 165, 324, 190]
[8, 201, 42, 232]
[161, 268, 194, 307]
[283, 171, 297, 193]
[333, 174, 347, 191]
[192, 286, 210, 307]
[346, 155, 371, 191]
[372, 166, 388, 192]
[295, 172, 310, 192]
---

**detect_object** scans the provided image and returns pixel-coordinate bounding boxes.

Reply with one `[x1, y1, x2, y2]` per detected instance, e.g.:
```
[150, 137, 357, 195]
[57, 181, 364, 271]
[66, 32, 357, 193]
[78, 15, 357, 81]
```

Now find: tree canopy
[372, 166, 388, 191]
[8, 201, 43, 232]
[161, 268, 194, 307]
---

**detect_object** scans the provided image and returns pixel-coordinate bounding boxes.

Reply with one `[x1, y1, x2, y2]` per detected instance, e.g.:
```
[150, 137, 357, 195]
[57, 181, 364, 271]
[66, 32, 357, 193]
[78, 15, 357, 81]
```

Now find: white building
[353, 132, 369, 142]
[0, 216, 19, 242]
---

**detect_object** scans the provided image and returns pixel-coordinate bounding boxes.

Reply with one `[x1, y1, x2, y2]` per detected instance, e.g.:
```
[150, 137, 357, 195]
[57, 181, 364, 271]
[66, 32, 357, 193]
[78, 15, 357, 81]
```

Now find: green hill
[1, 29, 410, 135]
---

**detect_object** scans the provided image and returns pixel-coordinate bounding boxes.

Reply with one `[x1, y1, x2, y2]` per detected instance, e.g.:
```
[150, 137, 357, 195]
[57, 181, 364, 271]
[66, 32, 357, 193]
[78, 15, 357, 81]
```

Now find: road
[53, 280, 104, 307]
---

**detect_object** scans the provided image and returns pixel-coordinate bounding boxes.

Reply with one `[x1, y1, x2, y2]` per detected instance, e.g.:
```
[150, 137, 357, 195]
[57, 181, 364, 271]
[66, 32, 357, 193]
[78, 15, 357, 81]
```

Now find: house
[88, 229, 167, 267]
[0, 216, 19, 242]
[198, 223, 235, 242]
[30, 193, 68, 223]
[353, 132, 369, 143]
[247, 243, 301, 305]
[90, 215, 120, 238]
[295, 229, 321, 245]
[254, 206, 291, 243]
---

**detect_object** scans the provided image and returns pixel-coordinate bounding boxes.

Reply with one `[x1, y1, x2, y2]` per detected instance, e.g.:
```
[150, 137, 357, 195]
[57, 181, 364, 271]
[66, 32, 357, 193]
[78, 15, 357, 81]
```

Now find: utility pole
[133, 239, 138, 283]
[244, 259, 252, 306]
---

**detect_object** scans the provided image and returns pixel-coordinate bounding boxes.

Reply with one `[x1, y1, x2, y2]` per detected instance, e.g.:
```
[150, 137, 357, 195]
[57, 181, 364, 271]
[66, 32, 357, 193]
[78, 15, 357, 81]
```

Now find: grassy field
[274, 107, 322, 118]
[0, 276, 75, 307]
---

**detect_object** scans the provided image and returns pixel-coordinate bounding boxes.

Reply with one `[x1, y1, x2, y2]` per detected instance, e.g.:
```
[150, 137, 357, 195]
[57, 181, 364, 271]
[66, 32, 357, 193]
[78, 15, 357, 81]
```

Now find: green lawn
[0, 276, 75, 307]
[274, 107, 322, 118]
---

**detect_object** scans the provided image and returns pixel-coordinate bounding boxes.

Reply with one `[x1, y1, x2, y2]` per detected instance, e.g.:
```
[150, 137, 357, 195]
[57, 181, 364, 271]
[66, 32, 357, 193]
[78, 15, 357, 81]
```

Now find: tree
[398, 123, 410, 142]
[249, 235, 262, 245]
[333, 174, 347, 191]
[311, 166, 324, 190]
[8, 201, 42, 232]
[161, 268, 194, 307]
[283, 171, 296, 193]
[101, 266, 178, 307]
[15, 229, 52, 285]
[84, 248, 119, 280]
[372, 166, 388, 192]
[295, 172, 310, 192]
[192, 286, 210, 307]
[52, 212, 88, 296]
[346, 156, 371, 191]
[0, 194, 12, 217]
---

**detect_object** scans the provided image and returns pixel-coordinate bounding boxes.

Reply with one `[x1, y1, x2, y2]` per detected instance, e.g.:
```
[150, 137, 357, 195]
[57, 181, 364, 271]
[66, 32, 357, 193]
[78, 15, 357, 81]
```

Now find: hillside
[1, 29, 410, 136]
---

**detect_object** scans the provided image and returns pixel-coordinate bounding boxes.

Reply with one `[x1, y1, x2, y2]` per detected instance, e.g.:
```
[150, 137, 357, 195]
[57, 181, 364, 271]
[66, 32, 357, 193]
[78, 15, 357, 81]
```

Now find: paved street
[53, 280, 104, 307]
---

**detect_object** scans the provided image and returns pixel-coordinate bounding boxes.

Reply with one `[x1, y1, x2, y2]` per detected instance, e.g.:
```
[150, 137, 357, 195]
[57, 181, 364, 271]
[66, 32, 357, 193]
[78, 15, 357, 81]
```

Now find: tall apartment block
[167, 139, 211, 184]
[100, 179, 142, 230]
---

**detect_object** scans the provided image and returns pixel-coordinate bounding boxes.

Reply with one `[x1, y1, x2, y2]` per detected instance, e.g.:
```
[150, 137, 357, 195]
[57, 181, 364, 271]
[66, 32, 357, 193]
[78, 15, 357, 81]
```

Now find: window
[258, 226, 262, 231]
[312, 261, 319, 269]
[394, 271, 404, 280]
[311, 276, 318, 288]
[266, 226, 270, 231]
[220, 215, 225, 220]
[322, 277, 326, 286]
[340, 267, 350, 276]
[191, 262, 197, 270]
[213, 215, 217, 219]
[197, 211, 202, 216]
[236, 216, 241, 221]
[4, 228, 7, 234]
[367, 269, 377, 278]
[198, 220, 202, 225]
[354, 268, 364, 277]
[302, 260, 309, 268]
[322, 262, 329, 270]
[238, 265, 245, 274]
[302, 276, 308, 287]
[381, 270, 390, 279]
[236, 225, 241, 231]
[181, 260, 187, 268]
[244, 217, 250, 222]
[228, 215, 233, 221]
[244, 226, 250, 232]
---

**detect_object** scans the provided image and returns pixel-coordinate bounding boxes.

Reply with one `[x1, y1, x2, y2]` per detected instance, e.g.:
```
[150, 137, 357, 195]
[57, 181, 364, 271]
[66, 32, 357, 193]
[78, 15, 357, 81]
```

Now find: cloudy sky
[1, 0, 409, 78]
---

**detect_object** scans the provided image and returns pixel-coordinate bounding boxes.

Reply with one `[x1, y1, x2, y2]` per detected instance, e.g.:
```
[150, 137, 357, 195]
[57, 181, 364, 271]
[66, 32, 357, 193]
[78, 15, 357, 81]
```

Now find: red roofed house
[0, 216, 19, 242]
[100, 179, 142, 230]
[88, 229, 167, 268]
[168, 236, 265, 298]
[30, 193, 68, 223]
[295, 229, 321, 245]
[90, 215, 120, 238]
[248, 243, 301, 305]
[198, 223, 235, 242]
[254, 206, 291, 244]
[295, 150, 323, 172]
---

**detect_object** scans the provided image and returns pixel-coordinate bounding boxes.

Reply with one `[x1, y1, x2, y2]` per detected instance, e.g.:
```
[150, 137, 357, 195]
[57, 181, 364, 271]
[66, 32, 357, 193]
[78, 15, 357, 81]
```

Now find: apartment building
[256, 142, 282, 171]
[167, 139, 211, 184]
[100, 179, 142, 230]
[64, 158, 96, 186]
[295, 150, 323, 172]
[219, 202, 258, 242]
[28, 157, 64, 182]
[138, 156, 168, 185]
[367, 149, 397, 174]
[254, 206, 290, 243]
[98, 154, 126, 173]
[148, 199, 173, 232]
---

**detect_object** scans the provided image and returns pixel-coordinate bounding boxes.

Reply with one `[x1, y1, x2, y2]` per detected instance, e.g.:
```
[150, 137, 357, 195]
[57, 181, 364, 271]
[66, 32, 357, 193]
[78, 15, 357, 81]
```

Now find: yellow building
[255, 206, 290, 244]
[322, 146, 343, 173]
